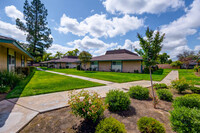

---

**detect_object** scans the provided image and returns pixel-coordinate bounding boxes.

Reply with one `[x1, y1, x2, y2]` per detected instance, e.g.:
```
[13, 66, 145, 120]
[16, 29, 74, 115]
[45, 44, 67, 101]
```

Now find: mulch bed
[0, 93, 7, 102]
[20, 98, 174, 133]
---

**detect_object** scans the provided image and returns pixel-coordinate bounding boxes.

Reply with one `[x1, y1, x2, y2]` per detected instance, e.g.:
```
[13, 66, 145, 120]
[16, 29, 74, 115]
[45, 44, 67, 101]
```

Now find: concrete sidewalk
[0, 70, 178, 133]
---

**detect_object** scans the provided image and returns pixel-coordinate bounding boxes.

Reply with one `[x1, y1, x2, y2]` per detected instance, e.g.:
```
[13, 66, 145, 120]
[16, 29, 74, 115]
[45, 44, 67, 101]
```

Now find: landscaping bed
[20, 98, 173, 133]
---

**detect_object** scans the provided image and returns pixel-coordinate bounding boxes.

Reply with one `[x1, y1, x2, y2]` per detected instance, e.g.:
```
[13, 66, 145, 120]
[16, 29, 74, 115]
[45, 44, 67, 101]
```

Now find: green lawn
[178, 69, 200, 85]
[6, 70, 103, 98]
[49, 68, 171, 83]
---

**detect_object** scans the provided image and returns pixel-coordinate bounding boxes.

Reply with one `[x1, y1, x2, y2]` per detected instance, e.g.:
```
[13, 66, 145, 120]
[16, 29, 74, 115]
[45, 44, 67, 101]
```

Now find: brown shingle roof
[0, 35, 15, 41]
[40, 56, 79, 63]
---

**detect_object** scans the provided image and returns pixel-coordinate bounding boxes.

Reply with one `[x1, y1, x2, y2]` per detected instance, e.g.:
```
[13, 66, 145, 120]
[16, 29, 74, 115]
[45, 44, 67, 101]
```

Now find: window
[8, 49, 15, 72]
[111, 61, 121, 72]
[91, 61, 98, 70]
[21, 55, 25, 67]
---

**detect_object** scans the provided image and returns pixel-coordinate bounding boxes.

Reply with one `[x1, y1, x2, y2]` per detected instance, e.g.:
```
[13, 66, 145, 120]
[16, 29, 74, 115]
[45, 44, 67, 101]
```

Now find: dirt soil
[20, 98, 174, 133]
[0, 93, 7, 102]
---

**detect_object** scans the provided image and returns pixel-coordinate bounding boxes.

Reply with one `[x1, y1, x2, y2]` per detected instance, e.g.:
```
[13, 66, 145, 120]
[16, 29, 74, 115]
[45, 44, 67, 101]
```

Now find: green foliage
[105, 90, 130, 111]
[159, 53, 170, 64]
[16, 0, 53, 57]
[170, 61, 182, 67]
[170, 107, 200, 133]
[171, 78, 191, 93]
[64, 49, 79, 56]
[54, 51, 63, 59]
[156, 89, 173, 102]
[191, 87, 200, 94]
[137, 117, 166, 133]
[0, 86, 10, 93]
[154, 83, 168, 90]
[173, 94, 200, 109]
[129, 86, 149, 100]
[79, 51, 92, 70]
[68, 90, 106, 122]
[95, 117, 126, 133]
[194, 66, 200, 72]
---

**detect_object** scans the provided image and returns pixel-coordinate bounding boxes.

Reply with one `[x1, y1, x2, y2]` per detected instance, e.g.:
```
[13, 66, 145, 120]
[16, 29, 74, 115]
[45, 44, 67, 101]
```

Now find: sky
[0, 0, 200, 60]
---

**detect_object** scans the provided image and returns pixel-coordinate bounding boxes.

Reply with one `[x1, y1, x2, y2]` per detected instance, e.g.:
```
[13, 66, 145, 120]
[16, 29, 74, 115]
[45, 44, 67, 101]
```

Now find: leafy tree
[54, 51, 63, 59]
[16, 0, 53, 58]
[167, 59, 173, 64]
[135, 27, 165, 108]
[64, 49, 79, 56]
[159, 53, 170, 64]
[79, 51, 92, 71]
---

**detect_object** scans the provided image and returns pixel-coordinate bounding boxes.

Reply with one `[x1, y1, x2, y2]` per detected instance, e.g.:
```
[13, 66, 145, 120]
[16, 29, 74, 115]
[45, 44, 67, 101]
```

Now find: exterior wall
[122, 61, 142, 73]
[81, 62, 90, 70]
[0, 46, 7, 71]
[99, 61, 111, 71]
[16, 52, 21, 67]
[158, 64, 180, 69]
[61, 63, 66, 68]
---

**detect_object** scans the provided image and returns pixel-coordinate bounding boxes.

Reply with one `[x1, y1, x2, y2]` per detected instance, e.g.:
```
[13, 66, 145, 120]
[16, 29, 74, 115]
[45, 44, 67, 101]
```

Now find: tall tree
[54, 51, 63, 59]
[64, 49, 79, 56]
[79, 51, 92, 71]
[16, 0, 53, 57]
[135, 27, 165, 108]
[159, 53, 170, 64]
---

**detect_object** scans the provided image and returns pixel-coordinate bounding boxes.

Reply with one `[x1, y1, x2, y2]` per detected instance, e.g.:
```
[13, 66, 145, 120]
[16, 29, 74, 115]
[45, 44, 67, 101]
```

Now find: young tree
[54, 51, 63, 59]
[16, 0, 53, 58]
[79, 51, 92, 71]
[64, 49, 79, 56]
[135, 27, 165, 108]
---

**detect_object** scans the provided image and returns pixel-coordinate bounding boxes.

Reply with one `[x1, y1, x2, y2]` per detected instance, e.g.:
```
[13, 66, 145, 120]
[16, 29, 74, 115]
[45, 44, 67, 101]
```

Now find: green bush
[191, 87, 200, 94]
[129, 86, 149, 100]
[170, 61, 182, 67]
[95, 117, 126, 133]
[156, 89, 173, 102]
[194, 66, 200, 72]
[0, 85, 10, 93]
[173, 94, 200, 109]
[137, 117, 166, 133]
[29, 66, 36, 73]
[170, 107, 200, 133]
[105, 90, 130, 111]
[68, 90, 106, 122]
[171, 78, 191, 93]
[154, 83, 168, 90]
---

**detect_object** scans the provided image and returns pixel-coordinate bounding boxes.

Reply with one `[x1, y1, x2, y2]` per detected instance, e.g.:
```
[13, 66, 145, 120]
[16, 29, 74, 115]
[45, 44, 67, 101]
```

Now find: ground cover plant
[178, 69, 200, 85]
[137, 117, 166, 133]
[7, 71, 103, 98]
[129, 86, 149, 100]
[156, 89, 173, 102]
[95, 117, 126, 133]
[49, 68, 171, 83]
[105, 90, 130, 111]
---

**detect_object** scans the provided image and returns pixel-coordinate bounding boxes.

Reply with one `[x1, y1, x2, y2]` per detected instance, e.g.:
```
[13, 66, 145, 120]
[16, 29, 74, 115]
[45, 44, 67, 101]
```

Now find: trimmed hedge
[129, 86, 149, 100]
[156, 89, 173, 102]
[191, 87, 200, 94]
[154, 83, 168, 90]
[105, 90, 130, 111]
[137, 117, 166, 133]
[171, 78, 191, 93]
[95, 117, 126, 133]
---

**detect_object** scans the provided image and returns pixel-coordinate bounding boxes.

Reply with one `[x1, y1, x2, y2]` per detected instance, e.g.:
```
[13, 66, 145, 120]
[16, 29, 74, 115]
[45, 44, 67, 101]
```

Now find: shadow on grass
[152, 69, 164, 75]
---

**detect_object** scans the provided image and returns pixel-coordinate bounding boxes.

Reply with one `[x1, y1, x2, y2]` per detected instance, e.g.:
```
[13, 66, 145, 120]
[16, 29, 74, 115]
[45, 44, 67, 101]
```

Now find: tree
[64, 49, 79, 56]
[54, 51, 63, 59]
[78, 51, 92, 71]
[158, 53, 170, 64]
[135, 27, 165, 108]
[16, 0, 53, 58]
[170, 61, 182, 67]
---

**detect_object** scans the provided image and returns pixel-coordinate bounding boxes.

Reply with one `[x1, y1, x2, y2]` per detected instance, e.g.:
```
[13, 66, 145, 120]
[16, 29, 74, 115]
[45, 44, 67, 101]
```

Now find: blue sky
[0, 0, 200, 60]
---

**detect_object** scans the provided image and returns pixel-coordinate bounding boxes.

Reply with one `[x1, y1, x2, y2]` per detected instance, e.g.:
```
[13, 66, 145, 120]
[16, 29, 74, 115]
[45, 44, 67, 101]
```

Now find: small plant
[95, 117, 126, 133]
[156, 89, 173, 102]
[68, 90, 106, 122]
[171, 78, 191, 93]
[194, 66, 200, 72]
[170, 107, 200, 133]
[0, 85, 10, 93]
[191, 86, 200, 94]
[154, 83, 168, 90]
[137, 117, 166, 133]
[105, 90, 130, 111]
[129, 86, 149, 100]
[173, 94, 200, 109]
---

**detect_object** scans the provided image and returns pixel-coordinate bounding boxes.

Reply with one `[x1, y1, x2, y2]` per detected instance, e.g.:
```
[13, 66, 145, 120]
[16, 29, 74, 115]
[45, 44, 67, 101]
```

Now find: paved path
[160, 70, 179, 85]
[0, 70, 178, 133]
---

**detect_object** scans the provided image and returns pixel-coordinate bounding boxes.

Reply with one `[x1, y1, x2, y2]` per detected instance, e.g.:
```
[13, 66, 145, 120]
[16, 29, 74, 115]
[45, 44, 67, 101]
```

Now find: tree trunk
[149, 66, 156, 108]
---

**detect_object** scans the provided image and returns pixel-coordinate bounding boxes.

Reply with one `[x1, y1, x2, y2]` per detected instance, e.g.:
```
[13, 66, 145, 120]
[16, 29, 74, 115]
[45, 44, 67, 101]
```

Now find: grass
[48, 68, 171, 83]
[178, 69, 200, 85]
[6, 70, 103, 98]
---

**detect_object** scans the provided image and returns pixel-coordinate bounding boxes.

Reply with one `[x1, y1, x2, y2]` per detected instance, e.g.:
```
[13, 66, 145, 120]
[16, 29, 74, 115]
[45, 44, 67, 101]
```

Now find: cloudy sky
[0, 0, 200, 59]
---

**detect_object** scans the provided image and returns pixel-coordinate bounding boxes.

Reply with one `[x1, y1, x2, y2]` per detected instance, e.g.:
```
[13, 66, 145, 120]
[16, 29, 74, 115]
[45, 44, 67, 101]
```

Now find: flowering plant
[68, 90, 107, 122]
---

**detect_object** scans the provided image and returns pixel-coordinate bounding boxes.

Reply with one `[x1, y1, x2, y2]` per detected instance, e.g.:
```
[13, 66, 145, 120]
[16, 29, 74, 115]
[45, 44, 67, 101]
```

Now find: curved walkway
[0, 70, 178, 133]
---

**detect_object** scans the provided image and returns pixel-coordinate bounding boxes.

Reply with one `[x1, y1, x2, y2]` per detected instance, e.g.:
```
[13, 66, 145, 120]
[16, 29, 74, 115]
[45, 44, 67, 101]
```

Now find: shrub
[134, 70, 139, 73]
[170, 61, 182, 67]
[156, 89, 173, 101]
[173, 94, 200, 109]
[95, 117, 126, 133]
[143, 67, 153, 74]
[105, 90, 130, 111]
[129, 86, 149, 100]
[0, 85, 10, 93]
[191, 86, 200, 94]
[15, 67, 30, 76]
[194, 66, 200, 72]
[170, 107, 200, 133]
[171, 78, 191, 93]
[68, 90, 106, 122]
[154, 83, 168, 90]
[137, 117, 166, 133]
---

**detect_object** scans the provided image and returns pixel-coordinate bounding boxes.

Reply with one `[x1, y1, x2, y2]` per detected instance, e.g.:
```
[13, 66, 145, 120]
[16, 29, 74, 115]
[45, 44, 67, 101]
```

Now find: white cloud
[68, 36, 117, 55]
[194, 45, 200, 52]
[169, 45, 192, 59]
[103, 0, 184, 14]
[160, 0, 200, 57]
[117, 39, 141, 51]
[5, 5, 25, 22]
[56, 14, 143, 38]
[0, 20, 26, 41]
[46, 44, 73, 55]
